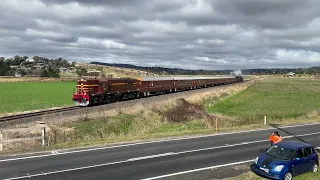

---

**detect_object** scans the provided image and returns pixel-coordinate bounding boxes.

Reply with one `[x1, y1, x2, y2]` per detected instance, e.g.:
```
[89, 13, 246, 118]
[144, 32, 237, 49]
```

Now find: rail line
[0, 106, 82, 122]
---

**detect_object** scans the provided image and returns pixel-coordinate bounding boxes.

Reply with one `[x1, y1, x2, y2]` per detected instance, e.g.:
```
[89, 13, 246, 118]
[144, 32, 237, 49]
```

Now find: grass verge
[225, 171, 320, 180]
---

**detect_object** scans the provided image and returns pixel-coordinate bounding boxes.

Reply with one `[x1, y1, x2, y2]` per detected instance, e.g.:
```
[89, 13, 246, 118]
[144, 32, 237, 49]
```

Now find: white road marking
[3, 159, 130, 180]
[0, 122, 319, 162]
[128, 152, 175, 161]
[141, 159, 255, 180]
[3, 133, 320, 180]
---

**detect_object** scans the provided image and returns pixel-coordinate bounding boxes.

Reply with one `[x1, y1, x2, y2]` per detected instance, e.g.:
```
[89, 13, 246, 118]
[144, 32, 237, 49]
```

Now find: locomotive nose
[73, 94, 90, 106]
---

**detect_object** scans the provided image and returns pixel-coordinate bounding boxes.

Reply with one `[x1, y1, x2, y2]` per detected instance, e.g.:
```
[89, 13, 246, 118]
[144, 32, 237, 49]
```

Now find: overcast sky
[1, 0, 320, 70]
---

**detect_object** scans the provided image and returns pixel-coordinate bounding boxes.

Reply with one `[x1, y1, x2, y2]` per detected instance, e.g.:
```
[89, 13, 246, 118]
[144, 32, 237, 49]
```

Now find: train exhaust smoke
[230, 70, 242, 77]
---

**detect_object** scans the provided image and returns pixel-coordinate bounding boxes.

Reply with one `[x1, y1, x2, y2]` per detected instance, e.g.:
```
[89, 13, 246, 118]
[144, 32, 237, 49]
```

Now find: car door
[301, 147, 315, 172]
[292, 148, 305, 176]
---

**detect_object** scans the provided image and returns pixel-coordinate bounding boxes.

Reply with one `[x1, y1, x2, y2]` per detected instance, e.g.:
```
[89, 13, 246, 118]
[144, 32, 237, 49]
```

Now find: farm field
[208, 77, 320, 122]
[0, 81, 76, 115]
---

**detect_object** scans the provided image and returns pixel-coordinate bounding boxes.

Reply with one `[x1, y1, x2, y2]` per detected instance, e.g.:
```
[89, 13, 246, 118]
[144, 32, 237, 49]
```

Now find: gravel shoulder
[158, 162, 252, 180]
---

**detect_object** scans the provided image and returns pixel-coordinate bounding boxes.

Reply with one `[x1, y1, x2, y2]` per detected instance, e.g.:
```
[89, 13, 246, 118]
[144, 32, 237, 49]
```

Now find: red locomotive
[72, 70, 244, 106]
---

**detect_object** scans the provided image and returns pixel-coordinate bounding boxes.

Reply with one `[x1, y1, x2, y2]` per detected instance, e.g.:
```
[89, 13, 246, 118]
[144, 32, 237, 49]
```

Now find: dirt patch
[232, 164, 250, 171]
[164, 98, 208, 123]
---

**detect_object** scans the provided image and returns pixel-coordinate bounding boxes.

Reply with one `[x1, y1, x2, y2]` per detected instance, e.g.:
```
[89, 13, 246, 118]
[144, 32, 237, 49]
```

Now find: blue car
[251, 141, 319, 180]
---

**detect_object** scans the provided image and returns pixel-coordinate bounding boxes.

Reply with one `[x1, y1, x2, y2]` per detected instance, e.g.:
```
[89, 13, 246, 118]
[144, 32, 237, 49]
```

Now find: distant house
[87, 69, 101, 76]
[26, 58, 34, 62]
[15, 71, 21, 77]
[59, 67, 68, 73]
[32, 62, 46, 69]
[285, 72, 296, 77]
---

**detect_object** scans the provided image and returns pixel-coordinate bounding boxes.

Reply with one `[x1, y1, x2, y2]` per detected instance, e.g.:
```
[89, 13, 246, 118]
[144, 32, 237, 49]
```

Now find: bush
[163, 98, 209, 123]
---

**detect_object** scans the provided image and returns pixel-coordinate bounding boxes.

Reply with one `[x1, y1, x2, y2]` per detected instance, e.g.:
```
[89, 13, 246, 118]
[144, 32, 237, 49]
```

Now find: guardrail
[0, 127, 46, 151]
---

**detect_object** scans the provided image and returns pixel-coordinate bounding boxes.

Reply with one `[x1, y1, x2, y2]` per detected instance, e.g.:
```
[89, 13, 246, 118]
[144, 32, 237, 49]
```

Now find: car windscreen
[266, 145, 295, 160]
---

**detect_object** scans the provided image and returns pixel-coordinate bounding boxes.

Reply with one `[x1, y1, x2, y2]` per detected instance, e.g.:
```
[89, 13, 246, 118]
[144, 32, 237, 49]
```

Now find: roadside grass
[225, 171, 320, 180]
[0, 81, 75, 115]
[207, 77, 320, 124]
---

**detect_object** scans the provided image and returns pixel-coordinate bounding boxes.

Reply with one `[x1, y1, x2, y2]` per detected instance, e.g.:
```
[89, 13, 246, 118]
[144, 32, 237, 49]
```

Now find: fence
[0, 127, 46, 151]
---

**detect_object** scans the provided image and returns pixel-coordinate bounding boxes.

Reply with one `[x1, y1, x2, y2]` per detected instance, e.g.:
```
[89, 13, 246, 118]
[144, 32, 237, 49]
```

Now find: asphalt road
[1, 122, 320, 180]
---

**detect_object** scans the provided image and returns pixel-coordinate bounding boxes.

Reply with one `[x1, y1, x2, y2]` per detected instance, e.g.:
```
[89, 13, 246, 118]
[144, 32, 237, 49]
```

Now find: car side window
[294, 149, 303, 159]
[304, 147, 313, 156]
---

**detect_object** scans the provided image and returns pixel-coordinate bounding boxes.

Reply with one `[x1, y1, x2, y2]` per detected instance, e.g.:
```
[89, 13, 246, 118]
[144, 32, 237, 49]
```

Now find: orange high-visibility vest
[269, 135, 282, 144]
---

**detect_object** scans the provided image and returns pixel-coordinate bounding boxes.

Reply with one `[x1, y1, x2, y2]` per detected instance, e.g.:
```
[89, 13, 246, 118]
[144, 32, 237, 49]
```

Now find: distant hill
[90, 61, 235, 75]
[90, 61, 320, 76]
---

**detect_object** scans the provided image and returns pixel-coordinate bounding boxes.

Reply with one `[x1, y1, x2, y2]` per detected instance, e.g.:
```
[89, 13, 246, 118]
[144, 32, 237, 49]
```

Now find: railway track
[0, 106, 82, 122]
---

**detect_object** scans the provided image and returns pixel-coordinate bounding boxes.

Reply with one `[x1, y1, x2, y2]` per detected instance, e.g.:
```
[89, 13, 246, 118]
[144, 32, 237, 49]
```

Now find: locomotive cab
[72, 79, 100, 106]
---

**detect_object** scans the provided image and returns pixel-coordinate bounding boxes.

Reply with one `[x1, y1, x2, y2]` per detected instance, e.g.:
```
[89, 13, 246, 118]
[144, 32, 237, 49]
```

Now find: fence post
[215, 119, 218, 132]
[264, 116, 267, 125]
[0, 131, 2, 151]
[42, 127, 46, 146]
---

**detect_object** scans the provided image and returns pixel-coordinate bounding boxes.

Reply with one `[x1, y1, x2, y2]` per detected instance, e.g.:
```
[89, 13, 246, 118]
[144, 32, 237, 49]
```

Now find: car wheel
[312, 163, 318, 173]
[284, 172, 292, 180]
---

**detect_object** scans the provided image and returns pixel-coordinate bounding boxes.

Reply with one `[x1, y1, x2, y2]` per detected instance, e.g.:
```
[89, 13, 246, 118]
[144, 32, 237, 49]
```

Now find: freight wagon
[72, 70, 243, 106]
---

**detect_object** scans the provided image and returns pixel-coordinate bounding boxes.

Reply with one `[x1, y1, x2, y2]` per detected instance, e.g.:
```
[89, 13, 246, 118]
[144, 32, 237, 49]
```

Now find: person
[269, 131, 282, 146]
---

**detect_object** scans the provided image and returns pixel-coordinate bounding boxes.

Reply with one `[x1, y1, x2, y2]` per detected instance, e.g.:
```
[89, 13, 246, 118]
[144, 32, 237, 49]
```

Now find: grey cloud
[1, 0, 320, 70]
[44, 0, 147, 6]
[211, 0, 318, 29]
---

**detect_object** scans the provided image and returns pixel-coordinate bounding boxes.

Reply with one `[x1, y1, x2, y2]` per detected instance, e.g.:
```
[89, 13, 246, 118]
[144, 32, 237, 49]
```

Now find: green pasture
[0, 81, 76, 114]
[208, 77, 320, 121]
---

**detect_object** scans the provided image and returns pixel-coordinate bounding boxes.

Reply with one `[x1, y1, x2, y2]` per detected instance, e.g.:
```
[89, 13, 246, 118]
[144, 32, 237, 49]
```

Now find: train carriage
[173, 77, 195, 91]
[137, 77, 175, 96]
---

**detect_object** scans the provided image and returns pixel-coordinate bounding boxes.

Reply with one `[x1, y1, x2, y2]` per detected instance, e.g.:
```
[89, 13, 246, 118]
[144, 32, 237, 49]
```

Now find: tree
[0, 60, 11, 76]
[41, 69, 49, 77]
[71, 61, 76, 67]
[33, 56, 40, 62]
[41, 66, 60, 78]
[76, 67, 87, 77]
[47, 66, 60, 78]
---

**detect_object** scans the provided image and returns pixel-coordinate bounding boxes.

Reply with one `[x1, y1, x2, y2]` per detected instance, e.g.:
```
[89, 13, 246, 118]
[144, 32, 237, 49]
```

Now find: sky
[1, 0, 320, 70]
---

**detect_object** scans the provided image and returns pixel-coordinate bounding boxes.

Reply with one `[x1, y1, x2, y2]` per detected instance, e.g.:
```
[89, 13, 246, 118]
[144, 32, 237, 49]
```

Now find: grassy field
[0, 81, 76, 114]
[208, 77, 320, 122]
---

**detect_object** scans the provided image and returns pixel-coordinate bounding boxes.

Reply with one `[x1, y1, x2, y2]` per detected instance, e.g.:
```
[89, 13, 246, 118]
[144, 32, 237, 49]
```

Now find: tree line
[0, 55, 83, 78]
